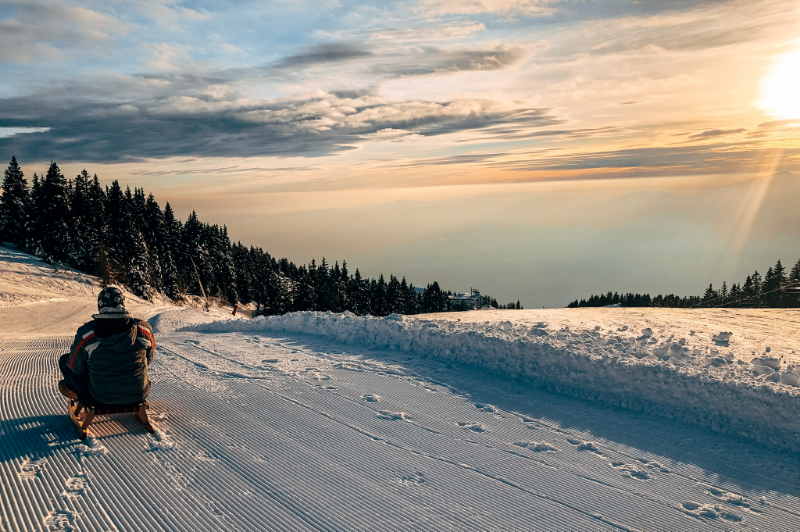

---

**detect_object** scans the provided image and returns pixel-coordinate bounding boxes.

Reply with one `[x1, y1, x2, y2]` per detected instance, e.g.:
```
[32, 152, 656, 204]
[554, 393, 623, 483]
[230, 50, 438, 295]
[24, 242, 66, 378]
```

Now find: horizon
[2, 0, 800, 307]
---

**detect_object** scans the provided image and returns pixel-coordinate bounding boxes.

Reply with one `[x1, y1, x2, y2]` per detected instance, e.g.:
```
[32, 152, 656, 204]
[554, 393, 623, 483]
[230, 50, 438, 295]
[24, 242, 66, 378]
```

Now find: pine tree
[68, 170, 102, 271]
[315, 258, 331, 311]
[231, 242, 254, 305]
[387, 275, 402, 314]
[768, 259, 787, 307]
[348, 268, 368, 315]
[702, 284, 716, 305]
[160, 203, 181, 300]
[142, 194, 165, 294]
[423, 281, 449, 313]
[181, 211, 210, 299]
[0, 156, 29, 246]
[294, 265, 316, 311]
[38, 162, 71, 263]
[104, 181, 131, 283]
[128, 229, 152, 300]
[26, 173, 43, 255]
[212, 225, 238, 304]
[372, 274, 389, 316]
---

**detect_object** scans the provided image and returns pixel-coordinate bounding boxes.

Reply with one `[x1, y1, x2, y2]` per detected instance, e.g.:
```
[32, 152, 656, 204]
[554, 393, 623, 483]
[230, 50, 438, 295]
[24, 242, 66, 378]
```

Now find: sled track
[2, 335, 800, 531]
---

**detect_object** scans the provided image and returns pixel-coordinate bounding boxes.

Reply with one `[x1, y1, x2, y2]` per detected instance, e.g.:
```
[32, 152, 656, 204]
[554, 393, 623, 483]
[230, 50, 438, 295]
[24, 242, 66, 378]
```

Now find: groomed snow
[3, 248, 800, 531]
[182, 309, 800, 452]
[0, 246, 172, 338]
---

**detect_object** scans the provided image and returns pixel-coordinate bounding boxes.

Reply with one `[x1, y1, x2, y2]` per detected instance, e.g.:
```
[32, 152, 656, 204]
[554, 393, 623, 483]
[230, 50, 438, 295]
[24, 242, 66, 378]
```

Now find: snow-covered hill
[0, 246, 177, 338]
[2, 247, 800, 531]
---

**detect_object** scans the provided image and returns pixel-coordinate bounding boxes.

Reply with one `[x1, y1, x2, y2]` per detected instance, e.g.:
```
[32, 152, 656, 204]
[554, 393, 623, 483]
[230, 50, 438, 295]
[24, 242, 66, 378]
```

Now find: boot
[58, 380, 78, 400]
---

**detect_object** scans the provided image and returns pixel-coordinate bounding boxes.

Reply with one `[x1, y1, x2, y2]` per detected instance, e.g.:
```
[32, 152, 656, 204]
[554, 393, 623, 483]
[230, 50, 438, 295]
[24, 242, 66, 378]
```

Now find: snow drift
[184, 311, 800, 452]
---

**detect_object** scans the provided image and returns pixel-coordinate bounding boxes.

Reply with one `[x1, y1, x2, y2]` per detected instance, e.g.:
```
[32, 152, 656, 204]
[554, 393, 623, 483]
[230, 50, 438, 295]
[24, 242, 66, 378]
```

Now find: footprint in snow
[397, 471, 426, 485]
[635, 458, 671, 473]
[474, 403, 498, 413]
[681, 502, 743, 523]
[514, 441, 559, 452]
[148, 431, 176, 451]
[702, 485, 754, 510]
[362, 394, 380, 402]
[377, 411, 412, 421]
[457, 421, 486, 433]
[19, 457, 47, 480]
[43, 509, 78, 532]
[62, 473, 89, 499]
[566, 438, 605, 456]
[77, 438, 108, 458]
[610, 462, 651, 481]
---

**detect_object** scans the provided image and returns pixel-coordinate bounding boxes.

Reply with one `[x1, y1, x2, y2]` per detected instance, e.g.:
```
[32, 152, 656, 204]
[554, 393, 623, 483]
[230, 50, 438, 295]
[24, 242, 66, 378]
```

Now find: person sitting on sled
[58, 286, 156, 406]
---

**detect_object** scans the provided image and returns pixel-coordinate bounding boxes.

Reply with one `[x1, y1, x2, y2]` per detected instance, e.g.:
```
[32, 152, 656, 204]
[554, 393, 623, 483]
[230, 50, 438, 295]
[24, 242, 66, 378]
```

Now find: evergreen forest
[566, 258, 800, 309]
[0, 157, 467, 315]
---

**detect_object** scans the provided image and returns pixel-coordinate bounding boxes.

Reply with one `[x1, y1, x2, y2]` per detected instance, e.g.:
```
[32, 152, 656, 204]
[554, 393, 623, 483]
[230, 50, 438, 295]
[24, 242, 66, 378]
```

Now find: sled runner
[68, 398, 155, 440]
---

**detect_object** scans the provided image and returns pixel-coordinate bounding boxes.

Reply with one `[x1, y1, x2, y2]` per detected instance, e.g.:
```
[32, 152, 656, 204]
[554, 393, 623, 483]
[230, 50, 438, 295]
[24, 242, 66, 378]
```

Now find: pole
[187, 255, 209, 312]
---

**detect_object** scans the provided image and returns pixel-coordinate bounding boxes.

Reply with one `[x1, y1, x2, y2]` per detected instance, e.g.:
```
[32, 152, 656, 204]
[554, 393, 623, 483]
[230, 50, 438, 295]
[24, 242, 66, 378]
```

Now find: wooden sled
[68, 398, 155, 440]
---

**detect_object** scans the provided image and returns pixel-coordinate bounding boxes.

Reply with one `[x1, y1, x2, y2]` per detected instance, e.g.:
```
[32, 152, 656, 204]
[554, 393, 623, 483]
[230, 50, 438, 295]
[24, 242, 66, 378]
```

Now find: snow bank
[183, 311, 800, 452]
[149, 307, 239, 334]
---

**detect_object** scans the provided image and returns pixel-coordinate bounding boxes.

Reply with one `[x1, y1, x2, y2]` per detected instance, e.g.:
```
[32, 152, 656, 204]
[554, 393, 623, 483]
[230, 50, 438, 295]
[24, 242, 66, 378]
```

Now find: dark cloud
[491, 144, 800, 177]
[0, 91, 556, 162]
[757, 118, 800, 129]
[688, 128, 746, 140]
[278, 43, 373, 68]
[0, 3, 129, 64]
[371, 46, 524, 76]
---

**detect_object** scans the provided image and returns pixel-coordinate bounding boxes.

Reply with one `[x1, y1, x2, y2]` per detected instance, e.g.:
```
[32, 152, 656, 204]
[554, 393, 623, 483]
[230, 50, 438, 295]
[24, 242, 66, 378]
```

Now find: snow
[2, 247, 800, 531]
[181, 309, 800, 452]
[0, 246, 179, 337]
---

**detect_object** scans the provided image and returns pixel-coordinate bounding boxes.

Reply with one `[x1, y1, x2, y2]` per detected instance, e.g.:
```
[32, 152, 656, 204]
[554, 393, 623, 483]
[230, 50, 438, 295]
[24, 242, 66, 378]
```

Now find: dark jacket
[67, 318, 155, 405]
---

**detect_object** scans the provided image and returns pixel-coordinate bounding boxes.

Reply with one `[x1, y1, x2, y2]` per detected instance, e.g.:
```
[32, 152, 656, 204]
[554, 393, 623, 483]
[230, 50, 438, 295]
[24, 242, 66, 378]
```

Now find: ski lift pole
[184, 253, 209, 312]
[192, 257, 209, 312]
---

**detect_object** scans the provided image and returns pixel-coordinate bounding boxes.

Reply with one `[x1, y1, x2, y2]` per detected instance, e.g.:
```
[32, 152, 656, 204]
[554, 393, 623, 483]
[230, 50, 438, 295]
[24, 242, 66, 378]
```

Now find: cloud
[367, 22, 487, 43]
[278, 43, 373, 68]
[135, 0, 213, 24]
[488, 144, 800, 178]
[550, 0, 799, 57]
[0, 86, 554, 162]
[0, 127, 50, 138]
[142, 42, 194, 71]
[371, 45, 525, 76]
[688, 128, 746, 140]
[0, 3, 130, 63]
[416, 0, 560, 17]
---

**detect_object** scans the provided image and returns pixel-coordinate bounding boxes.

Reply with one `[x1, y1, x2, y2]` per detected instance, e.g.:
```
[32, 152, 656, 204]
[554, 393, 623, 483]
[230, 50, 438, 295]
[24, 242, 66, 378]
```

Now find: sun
[759, 46, 800, 119]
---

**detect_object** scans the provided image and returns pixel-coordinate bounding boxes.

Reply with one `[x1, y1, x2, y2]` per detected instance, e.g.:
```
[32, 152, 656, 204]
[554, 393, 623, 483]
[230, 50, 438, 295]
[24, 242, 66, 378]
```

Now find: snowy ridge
[186, 311, 800, 452]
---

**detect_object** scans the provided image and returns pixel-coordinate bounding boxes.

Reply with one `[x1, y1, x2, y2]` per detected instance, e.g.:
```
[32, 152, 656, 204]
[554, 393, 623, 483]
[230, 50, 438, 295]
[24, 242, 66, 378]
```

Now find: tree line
[566, 258, 800, 308]
[0, 156, 466, 315]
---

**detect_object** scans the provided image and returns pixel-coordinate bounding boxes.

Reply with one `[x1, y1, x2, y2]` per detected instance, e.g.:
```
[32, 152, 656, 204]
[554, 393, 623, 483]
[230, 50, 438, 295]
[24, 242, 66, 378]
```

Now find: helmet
[94, 286, 132, 319]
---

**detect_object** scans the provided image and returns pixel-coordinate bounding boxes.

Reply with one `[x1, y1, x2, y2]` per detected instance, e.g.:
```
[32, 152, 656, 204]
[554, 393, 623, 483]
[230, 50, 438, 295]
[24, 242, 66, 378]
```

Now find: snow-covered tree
[38, 162, 71, 263]
[0, 156, 29, 246]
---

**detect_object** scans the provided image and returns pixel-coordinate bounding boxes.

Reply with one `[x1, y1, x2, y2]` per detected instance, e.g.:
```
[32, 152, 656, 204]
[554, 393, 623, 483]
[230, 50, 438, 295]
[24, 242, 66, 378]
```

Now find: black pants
[58, 353, 90, 401]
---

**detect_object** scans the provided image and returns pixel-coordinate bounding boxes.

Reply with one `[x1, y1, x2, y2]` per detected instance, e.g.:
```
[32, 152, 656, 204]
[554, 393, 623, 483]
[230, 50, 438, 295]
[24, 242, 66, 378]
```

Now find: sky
[1, 0, 800, 307]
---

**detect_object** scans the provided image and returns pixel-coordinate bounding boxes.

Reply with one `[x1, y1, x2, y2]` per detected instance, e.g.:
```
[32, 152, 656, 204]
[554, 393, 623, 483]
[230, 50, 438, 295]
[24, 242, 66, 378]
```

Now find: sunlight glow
[759, 45, 800, 119]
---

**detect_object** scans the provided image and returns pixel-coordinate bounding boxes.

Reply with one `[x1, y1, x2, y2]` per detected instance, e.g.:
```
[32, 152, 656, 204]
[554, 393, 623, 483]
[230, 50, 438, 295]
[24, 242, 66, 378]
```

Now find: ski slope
[2, 247, 800, 531]
[3, 321, 800, 531]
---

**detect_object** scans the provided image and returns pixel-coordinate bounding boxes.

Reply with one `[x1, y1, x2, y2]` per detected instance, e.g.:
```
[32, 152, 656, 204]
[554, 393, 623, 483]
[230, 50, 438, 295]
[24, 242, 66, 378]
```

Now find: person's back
[59, 287, 155, 406]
